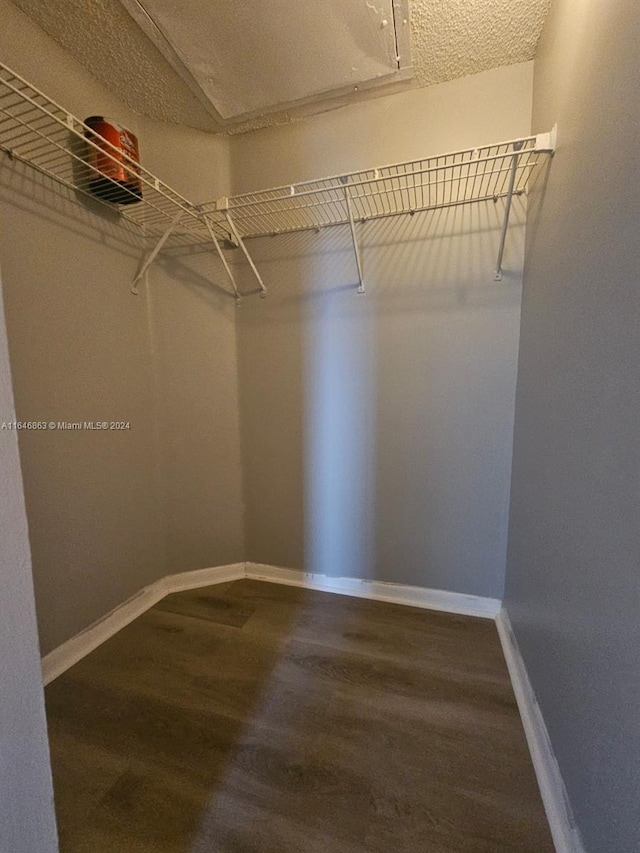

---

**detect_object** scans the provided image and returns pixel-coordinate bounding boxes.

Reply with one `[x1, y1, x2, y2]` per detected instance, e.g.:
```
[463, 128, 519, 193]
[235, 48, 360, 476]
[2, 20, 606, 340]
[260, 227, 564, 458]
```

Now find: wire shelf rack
[201, 135, 552, 239]
[0, 62, 227, 244]
[201, 130, 554, 288]
[0, 60, 555, 299]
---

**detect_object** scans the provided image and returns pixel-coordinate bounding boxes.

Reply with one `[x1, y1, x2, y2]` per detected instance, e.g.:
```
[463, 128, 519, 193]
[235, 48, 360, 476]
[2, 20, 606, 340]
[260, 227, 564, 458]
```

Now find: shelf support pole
[131, 211, 183, 294]
[224, 212, 267, 298]
[202, 216, 243, 305]
[494, 141, 525, 281]
[342, 182, 365, 293]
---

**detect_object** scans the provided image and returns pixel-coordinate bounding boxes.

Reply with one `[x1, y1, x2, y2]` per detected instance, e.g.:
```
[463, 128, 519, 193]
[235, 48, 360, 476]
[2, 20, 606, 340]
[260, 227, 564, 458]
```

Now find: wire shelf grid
[200, 137, 546, 239]
[0, 62, 228, 243]
[0, 60, 554, 295]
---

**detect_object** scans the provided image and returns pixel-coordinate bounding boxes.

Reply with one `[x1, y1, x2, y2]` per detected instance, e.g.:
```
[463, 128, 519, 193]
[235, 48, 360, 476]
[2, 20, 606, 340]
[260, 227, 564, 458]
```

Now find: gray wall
[0, 264, 58, 852]
[142, 123, 245, 575]
[0, 0, 244, 654]
[504, 1, 640, 851]
[232, 63, 533, 597]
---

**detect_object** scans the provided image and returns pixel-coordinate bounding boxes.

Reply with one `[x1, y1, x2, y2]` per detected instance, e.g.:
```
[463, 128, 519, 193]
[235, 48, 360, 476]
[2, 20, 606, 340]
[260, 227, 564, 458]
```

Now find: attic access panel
[119, 0, 411, 124]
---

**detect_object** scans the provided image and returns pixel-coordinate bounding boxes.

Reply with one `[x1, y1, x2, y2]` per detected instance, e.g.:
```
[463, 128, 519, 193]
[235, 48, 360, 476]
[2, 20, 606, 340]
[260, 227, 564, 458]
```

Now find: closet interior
[1, 1, 637, 852]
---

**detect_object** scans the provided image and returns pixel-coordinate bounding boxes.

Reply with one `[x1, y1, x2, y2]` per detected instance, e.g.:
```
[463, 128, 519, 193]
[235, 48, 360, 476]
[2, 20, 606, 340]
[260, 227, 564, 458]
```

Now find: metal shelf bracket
[201, 215, 243, 305]
[493, 141, 525, 281]
[131, 211, 183, 294]
[534, 125, 557, 153]
[218, 203, 267, 299]
[341, 178, 365, 294]
[493, 127, 556, 281]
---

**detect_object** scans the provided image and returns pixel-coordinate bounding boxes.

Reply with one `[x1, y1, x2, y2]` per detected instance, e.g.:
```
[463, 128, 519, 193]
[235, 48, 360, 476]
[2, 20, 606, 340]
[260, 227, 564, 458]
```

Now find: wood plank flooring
[45, 579, 554, 852]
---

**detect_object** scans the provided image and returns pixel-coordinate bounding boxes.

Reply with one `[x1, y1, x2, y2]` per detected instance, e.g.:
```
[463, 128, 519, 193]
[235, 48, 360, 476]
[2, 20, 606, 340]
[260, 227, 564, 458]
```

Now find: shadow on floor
[45, 579, 554, 853]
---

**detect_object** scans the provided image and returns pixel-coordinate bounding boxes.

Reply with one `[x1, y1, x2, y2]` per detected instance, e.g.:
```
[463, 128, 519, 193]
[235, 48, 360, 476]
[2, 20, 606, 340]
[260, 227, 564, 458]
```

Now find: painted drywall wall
[141, 122, 245, 574]
[504, 1, 640, 851]
[231, 63, 533, 597]
[0, 266, 58, 851]
[0, 0, 163, 655]
[0, 0, 244, 653]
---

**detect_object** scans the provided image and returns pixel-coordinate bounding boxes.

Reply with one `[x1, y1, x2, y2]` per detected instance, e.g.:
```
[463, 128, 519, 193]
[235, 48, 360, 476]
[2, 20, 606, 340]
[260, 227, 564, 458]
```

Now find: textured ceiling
[122, 0, 409, 122]
[10, 0, 551, 134]
[11, 0, 218, 130]
[411, 0, 550, 88]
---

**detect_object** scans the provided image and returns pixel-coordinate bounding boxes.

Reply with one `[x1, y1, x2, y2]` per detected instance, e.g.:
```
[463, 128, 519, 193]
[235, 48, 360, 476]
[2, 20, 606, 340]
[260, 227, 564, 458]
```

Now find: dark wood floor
[45, 579, 554, 852]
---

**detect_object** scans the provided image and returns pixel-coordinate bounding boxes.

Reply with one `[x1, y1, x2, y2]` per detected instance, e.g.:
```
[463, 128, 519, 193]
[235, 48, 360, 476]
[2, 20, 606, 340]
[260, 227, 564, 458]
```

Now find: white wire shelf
[201, 129, 555, 287]
[0, 62, 228, 245]
[0, 59, 555, 298]
[202, 136, 546, 237]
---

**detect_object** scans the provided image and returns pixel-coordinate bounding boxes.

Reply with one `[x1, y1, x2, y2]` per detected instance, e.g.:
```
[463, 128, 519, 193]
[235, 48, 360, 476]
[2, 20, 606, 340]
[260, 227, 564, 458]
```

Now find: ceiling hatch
[119, 0, 412, 125]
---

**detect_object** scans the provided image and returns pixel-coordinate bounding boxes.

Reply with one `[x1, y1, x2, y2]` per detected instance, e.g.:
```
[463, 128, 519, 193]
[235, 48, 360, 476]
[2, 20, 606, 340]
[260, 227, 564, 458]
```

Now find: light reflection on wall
[234, 198, 525, 596]
[304, 242, 376, 581]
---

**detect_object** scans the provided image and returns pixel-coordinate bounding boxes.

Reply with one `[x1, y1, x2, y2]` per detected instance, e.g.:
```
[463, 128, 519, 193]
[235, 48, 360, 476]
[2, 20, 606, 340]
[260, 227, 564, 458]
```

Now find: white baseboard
[246, 563, 501, 619]
[163, 562, 245, 593]
[41, 561, 581, 853]
[43, 562, 501, 683]
[496, 610, 586, 853]
[41, 579, 168, 685]
[41, 562, 244, 685]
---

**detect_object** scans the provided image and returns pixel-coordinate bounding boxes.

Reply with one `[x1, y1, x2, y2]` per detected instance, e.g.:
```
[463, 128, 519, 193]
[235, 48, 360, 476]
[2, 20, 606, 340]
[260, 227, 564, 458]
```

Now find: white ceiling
[11, 0, 551, 134]
[119, 0, 412, 123]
